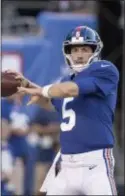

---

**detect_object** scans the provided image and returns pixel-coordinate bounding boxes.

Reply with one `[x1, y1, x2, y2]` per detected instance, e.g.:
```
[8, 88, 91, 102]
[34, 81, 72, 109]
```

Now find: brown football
[1, 72, 22, 97]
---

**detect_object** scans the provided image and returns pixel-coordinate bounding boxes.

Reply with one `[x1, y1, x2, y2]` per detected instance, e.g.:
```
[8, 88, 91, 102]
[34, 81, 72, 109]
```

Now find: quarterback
[9, 26, 119, 195]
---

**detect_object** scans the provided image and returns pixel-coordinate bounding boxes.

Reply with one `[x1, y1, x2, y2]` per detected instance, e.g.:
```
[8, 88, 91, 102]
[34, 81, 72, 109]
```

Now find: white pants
[40, 148, 117, 195]
[40, 151, 61, 193]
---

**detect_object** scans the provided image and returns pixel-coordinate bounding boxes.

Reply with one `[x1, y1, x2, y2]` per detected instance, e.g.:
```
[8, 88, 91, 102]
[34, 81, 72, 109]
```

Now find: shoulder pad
[90, 60, 119, 76]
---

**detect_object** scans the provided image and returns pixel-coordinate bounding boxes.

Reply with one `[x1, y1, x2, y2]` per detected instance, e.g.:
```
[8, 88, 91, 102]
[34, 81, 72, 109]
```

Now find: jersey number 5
[60, 97, 76, 132]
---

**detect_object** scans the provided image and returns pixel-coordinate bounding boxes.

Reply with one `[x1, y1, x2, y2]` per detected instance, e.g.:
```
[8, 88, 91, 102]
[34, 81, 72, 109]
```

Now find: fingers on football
[5, 70, 23, 79]
[5, 69, 14, 73]
[15, 75, 23, 79]
[5, 70, 18, 74]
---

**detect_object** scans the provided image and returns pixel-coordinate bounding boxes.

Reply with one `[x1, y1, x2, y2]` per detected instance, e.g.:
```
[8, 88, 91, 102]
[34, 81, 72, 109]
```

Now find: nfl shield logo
[71, 30, 84, 43]
[76, 31, 81, 39]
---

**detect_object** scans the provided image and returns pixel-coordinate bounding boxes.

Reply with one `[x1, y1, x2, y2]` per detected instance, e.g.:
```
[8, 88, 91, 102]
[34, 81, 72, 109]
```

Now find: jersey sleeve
[74, 64, 119, 97]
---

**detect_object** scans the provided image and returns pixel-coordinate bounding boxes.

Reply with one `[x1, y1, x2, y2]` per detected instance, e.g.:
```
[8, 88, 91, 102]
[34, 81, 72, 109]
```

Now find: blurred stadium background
[1, 0, 124, 195]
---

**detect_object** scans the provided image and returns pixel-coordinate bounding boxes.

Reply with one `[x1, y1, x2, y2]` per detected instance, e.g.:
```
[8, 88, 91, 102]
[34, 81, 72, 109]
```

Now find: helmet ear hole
[89, 45, 97, 52]
[64, 45, 71, 54]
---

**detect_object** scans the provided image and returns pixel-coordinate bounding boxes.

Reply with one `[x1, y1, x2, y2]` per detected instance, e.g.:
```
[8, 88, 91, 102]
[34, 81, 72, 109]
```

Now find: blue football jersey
[52, 60, 119, 154]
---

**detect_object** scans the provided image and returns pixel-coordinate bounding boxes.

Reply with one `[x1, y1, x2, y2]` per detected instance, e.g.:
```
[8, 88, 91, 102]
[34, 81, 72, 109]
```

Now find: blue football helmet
[63, 26, 103, 72]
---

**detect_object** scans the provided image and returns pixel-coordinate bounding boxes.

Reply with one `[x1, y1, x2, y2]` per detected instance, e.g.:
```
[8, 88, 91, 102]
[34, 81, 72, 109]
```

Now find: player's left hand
[27, 95, 42, 105]
[17, 86, 42, 96]
[17, 87, 49, 106]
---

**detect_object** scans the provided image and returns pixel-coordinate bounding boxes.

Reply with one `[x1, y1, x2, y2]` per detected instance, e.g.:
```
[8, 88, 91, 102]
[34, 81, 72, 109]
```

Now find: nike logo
[89, 165, 97, 170]
[101, 64, 111, 68]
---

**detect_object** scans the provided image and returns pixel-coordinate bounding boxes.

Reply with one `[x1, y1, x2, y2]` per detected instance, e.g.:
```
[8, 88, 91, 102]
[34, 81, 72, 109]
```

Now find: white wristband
[42, 84, 53, 98]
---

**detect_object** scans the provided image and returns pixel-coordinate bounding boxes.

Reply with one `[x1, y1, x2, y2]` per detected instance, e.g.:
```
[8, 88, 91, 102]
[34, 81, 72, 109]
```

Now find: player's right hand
[5, 69, 24, 79]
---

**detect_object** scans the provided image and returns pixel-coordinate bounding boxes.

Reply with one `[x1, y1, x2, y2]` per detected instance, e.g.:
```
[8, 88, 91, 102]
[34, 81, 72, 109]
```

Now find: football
[1, 72, 22, 97]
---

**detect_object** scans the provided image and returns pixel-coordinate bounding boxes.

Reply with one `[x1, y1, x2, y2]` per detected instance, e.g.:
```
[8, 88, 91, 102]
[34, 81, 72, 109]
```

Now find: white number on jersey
[60, 97, 76, 132]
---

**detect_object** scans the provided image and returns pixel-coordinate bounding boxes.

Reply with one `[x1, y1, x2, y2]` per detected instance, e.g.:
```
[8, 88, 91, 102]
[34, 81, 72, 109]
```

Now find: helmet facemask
[63, 42, 103, 73]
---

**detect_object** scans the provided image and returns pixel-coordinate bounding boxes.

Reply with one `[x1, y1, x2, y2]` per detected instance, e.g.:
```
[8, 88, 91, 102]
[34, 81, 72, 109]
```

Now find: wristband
[42, 84, 53, 98]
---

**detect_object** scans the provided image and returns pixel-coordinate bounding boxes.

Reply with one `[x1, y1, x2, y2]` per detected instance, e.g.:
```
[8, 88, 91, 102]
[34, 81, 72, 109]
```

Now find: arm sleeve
[74, 66, 119, 97]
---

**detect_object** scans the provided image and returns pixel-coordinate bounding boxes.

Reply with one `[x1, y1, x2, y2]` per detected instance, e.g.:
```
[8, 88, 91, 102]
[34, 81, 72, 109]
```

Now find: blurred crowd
[1, 94, 60, 195]
[1, 0, 124, 195]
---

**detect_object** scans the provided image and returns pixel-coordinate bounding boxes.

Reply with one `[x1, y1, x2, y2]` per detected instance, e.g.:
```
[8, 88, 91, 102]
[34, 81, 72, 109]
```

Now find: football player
[8, 26, 119, 195]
